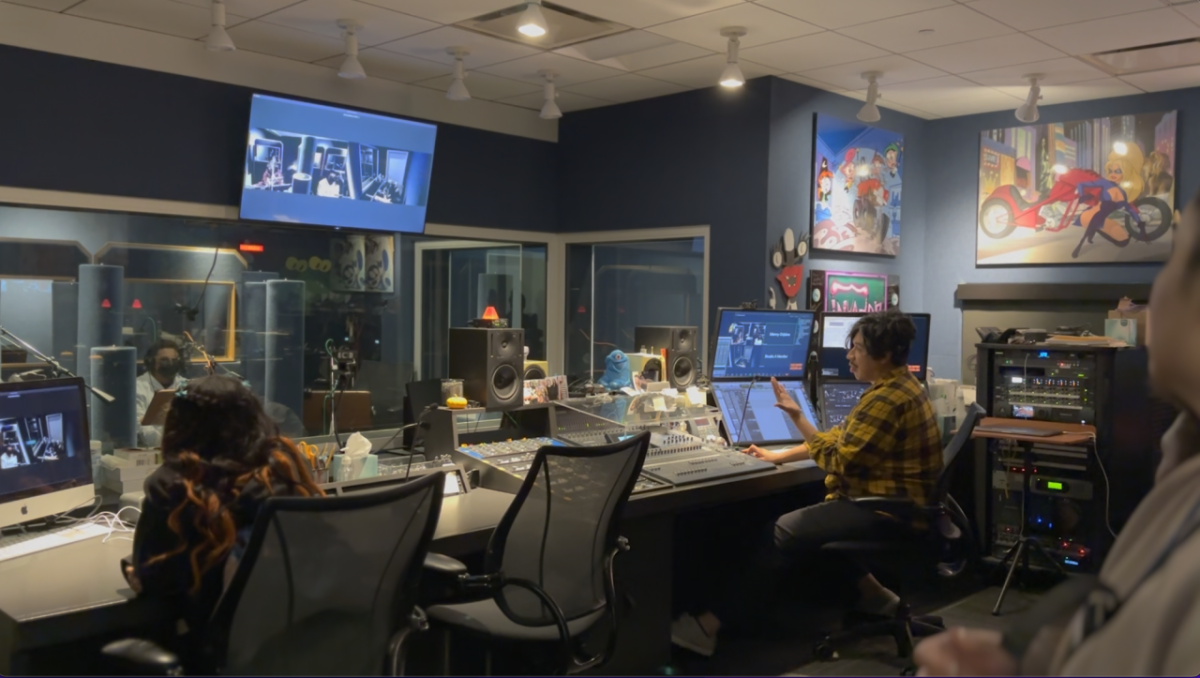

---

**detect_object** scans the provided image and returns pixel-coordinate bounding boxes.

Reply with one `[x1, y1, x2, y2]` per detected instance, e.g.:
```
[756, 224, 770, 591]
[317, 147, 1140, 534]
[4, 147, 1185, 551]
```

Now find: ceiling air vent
[1081, 38, 1200, 75]
[456, 2, 630, 50]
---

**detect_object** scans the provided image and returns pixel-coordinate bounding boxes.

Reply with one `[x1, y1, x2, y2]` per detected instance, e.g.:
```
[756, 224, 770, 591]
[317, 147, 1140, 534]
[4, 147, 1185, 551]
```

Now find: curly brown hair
[144, 375, 323, 593]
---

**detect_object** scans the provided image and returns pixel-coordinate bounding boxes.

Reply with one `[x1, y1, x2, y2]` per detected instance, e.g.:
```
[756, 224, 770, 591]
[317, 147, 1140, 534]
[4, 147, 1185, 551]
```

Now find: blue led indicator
[1038, 351, 1049, 358]
[1064, 558, 1080, 566]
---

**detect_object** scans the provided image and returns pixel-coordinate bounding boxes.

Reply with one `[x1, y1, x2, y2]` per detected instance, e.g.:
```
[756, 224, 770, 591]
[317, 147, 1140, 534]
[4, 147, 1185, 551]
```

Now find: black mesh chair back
[933, 402, 986, 505]
[209, 472, 444, 675]
[485, 431, 650, 626]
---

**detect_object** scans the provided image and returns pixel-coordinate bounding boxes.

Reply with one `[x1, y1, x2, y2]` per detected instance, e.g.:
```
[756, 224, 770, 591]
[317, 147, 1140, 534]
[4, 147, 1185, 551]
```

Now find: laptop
[711, 380, 820, 451]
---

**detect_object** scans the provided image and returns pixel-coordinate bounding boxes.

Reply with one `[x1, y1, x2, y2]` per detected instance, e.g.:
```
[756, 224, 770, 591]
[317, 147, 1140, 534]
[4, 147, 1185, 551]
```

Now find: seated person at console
[136, 340, 187, 448]
[672, 310, 941, 656]
[124, 376, 323, 662]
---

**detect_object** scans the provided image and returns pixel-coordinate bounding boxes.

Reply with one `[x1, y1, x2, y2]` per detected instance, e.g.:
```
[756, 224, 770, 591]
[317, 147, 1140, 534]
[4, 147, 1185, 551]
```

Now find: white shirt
[317, 179, 340, 197]
[136, 370, 186, 448]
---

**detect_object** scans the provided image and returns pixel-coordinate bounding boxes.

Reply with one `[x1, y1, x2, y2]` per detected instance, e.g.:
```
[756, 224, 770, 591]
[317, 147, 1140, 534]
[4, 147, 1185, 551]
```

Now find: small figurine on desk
[596, 350, 633, 391]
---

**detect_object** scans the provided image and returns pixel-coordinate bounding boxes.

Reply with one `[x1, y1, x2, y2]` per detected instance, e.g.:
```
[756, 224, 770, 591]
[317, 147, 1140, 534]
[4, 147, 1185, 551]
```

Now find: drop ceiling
[7, 0, 1200, 119]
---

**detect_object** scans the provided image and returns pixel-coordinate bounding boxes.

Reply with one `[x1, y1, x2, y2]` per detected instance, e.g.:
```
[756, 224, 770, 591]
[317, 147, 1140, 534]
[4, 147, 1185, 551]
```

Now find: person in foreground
[124, 376, 323, 659]
[914, 193, 1200, 677]
[672, 311, 942, 657]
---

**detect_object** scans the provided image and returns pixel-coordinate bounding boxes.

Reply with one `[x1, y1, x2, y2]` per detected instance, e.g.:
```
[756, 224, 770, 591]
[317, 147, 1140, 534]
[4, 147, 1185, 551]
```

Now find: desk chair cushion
[427, 599, 605, 642]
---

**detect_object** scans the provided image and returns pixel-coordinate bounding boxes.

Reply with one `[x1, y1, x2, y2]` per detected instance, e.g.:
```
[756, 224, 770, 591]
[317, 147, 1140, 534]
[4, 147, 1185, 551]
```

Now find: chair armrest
[421, 552, 472, 606]
[101, 638, 181, 676]
[424, 552, 468, 576]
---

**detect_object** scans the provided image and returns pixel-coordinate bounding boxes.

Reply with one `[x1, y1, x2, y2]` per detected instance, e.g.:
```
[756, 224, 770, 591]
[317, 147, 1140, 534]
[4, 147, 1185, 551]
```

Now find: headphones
[143, 340, 183, 374]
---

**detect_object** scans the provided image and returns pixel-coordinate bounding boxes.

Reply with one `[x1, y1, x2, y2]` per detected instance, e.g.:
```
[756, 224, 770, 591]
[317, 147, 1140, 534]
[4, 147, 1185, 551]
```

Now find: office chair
[422, 431, 651, 676]
[813, 403, 986, 663]
[102, 473, 445, 676]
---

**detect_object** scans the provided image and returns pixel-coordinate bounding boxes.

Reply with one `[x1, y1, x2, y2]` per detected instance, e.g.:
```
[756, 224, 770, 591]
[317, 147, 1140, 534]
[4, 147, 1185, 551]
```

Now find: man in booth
[136, 339, 187, 448]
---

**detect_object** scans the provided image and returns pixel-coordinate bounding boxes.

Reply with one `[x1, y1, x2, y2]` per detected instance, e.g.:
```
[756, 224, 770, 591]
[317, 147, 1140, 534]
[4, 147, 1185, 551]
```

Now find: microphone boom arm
[0, 325, 116, 403]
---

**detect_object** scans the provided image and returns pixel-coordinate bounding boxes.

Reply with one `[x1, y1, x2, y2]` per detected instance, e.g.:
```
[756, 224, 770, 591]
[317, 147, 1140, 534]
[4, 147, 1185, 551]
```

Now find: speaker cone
[492, 364, 520, 400]
[524, 364, 546, 380]
[672, 356, 695, 388]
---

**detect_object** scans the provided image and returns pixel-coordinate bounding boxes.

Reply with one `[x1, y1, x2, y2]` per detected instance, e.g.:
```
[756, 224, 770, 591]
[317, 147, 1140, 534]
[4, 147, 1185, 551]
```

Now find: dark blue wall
[921, 92, 1190, 378]
[766, 78, 931, 312]
[0, 44, 559, 233]
[558, 78, 773, 321]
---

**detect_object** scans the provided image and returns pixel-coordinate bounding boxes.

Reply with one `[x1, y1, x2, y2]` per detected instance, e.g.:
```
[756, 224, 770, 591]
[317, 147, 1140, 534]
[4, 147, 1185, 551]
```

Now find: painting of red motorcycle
[976, 111, 1175, 265]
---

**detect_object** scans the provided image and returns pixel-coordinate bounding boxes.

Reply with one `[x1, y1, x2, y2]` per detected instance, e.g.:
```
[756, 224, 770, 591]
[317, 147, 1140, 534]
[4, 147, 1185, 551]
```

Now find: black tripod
[992, 437, 1069, 616]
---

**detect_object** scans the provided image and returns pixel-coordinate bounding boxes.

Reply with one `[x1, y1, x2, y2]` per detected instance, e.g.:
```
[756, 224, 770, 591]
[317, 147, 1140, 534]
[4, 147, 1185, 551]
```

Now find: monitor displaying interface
[240, 94, 437, 233]
[710, 308, 815, 380]
[0, 379, 94, 529]
[817, 313, 930, 382]
[820, 382, 866, 430]
[712, 380, 819, 446]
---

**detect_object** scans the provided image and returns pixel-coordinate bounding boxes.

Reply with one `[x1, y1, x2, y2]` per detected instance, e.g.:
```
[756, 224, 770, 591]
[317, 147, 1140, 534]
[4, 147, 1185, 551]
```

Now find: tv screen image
[240, 95, 437, 233]
[710, 308, 815, 380]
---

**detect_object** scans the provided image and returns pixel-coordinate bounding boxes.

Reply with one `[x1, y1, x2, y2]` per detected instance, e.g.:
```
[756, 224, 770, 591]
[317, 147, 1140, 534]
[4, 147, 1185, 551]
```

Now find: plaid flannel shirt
[807, 366, 942, 513]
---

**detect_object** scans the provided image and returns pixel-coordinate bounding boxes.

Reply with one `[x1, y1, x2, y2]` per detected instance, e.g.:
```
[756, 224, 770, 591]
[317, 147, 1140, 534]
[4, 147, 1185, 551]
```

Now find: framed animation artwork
[812, 114, 903, 257]
[977, 111, 1176, 265]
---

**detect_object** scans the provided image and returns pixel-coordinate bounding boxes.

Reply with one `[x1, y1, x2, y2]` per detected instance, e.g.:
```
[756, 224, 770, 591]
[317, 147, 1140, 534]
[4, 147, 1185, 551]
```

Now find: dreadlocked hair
[144, 375, 324, 594]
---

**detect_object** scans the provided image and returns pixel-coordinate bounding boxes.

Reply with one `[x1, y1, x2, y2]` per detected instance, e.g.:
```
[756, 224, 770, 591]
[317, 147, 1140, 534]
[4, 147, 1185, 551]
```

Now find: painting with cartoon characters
[812, 114, 903, 257]
[977, 111, 1176, 265]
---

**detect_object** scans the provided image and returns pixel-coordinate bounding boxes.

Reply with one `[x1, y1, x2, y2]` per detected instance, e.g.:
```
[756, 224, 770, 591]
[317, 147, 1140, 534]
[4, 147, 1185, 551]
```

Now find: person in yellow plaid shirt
[672, 310, 941, 658]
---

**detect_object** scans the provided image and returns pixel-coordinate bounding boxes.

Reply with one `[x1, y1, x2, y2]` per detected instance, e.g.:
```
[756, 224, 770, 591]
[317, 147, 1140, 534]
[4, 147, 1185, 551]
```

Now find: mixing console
[642, 452, 775, 486]
[456, 437, 562, 459]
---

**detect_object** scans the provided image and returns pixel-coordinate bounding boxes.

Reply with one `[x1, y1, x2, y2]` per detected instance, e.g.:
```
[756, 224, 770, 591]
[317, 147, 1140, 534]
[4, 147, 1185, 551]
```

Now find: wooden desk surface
[973, 417, 1096, 446]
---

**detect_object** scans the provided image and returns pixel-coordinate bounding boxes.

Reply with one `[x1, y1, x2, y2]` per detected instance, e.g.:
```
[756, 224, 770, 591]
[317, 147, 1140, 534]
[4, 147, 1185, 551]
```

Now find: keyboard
[0, 522, 111, 562]
[975, 426, 1062, 438]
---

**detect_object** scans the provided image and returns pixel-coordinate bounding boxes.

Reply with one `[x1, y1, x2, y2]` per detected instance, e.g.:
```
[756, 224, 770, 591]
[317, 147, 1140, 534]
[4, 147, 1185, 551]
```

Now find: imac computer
[709, 307, 816, 381]
[0, 378, 94, 529]
[712, 380, 820, 447]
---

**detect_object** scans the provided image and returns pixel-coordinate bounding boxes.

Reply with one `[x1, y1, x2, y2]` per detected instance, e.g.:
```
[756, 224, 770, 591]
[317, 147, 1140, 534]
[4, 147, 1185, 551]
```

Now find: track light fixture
[719, 26, 746, 88]
[337, 20, 366, 80]
[518, 0, 549, 38]
[1015, 74, 1042, 123]
[539, 70, 562, 120]
[206, 0, 235, 52]
[446, 48, 471, 101]
[858, 72, 881, 123]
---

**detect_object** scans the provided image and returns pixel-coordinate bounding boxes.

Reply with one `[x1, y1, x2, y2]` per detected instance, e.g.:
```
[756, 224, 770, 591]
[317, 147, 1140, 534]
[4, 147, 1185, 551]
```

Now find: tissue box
[927, 378, 960, 419]
[331, 453, 379, 482]
[100, 455, 160, 494]
[1108, 300, 1148, 346]
[116, 448, 160, 466]
[1105, 318, 1138, 346]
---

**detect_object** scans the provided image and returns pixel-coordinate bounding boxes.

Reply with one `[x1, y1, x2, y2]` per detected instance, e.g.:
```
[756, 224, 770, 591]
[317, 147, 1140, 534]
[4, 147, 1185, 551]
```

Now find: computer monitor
[817, 313, 862, 381]
[816, 312, 932, 382]
[0, 378, 94, 529]
[712, 380, 819, 447]
[819, 382, 866, 430]
[710, 308, 816, 380]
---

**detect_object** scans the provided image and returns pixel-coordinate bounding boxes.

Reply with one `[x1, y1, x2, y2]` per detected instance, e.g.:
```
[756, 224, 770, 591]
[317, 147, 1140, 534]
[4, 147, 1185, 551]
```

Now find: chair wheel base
[813, 640, 837, 661]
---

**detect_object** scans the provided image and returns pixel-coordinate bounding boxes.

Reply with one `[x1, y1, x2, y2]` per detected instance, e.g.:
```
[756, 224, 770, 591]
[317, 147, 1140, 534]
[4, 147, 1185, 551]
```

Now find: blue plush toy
[596, 350, 632, 390]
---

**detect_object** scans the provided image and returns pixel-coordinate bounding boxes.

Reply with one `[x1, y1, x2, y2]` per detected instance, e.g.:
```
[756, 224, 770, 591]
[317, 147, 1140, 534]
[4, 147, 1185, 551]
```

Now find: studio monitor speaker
[449, 327, 525, 410]
[887, 279, 901, 310]
[808, 269, 826, 311]
[524, 360, 549, 381]
[634, 325, 698, 389]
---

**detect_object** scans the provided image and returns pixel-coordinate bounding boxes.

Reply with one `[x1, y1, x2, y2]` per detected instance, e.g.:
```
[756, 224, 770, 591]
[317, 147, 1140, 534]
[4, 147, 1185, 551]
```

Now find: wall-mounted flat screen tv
[239, 94, 436, 233]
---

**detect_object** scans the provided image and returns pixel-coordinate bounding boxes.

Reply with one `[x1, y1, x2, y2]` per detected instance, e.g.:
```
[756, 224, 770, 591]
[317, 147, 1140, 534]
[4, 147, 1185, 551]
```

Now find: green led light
[1047, 481, 1064, 491]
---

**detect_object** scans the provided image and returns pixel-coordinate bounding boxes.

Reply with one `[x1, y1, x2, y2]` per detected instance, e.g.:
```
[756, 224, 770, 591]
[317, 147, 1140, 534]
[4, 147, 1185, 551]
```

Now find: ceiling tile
[357, 0, 512, 24]
[557, 39, 714, 72]
[496, 89, 610, 113]
[478, 51, 624, 87]
[561, 73, 689, 102]
[550, 0, 745, 29]
[755, 0, 956, 30]
[838, 4, 1015, 52]
[965, 0, 1165, 32]
[1174, 2, 1200, 29]
[258, 0, 439, 47]
[914, 93, 1025, 117]
[836, 88, 940, 118]
[797, 54, 946, 90]
[637, 53, 783, 88]
[67, 0, 248, 39]
[778, 73, 846, 91]
[740, 32, 888, 73]
[1121, 64, 1200, 92]
[1029, 9, 1200, 56]
[377, 26, 540, 68]
[414, 71, 541, 100]
[907, 34, 1065, 74]
[963, 57, 1108, 87]
[645, 3, 823, 52]
[227, 20, 346, 62]
[853, 74, 1022, 110]
[169, 0, 302, 19]
[4, 0, 90, 11]
[313, 47, 452, 81]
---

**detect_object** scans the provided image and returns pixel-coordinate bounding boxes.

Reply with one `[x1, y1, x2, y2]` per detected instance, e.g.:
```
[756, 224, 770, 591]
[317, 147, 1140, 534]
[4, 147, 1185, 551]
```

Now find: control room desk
[0, 462, 825, 675]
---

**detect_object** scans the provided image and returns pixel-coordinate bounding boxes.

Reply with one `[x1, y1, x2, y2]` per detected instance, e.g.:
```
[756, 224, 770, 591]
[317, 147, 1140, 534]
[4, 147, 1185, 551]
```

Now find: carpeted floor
[670, 579, 1051, 677]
